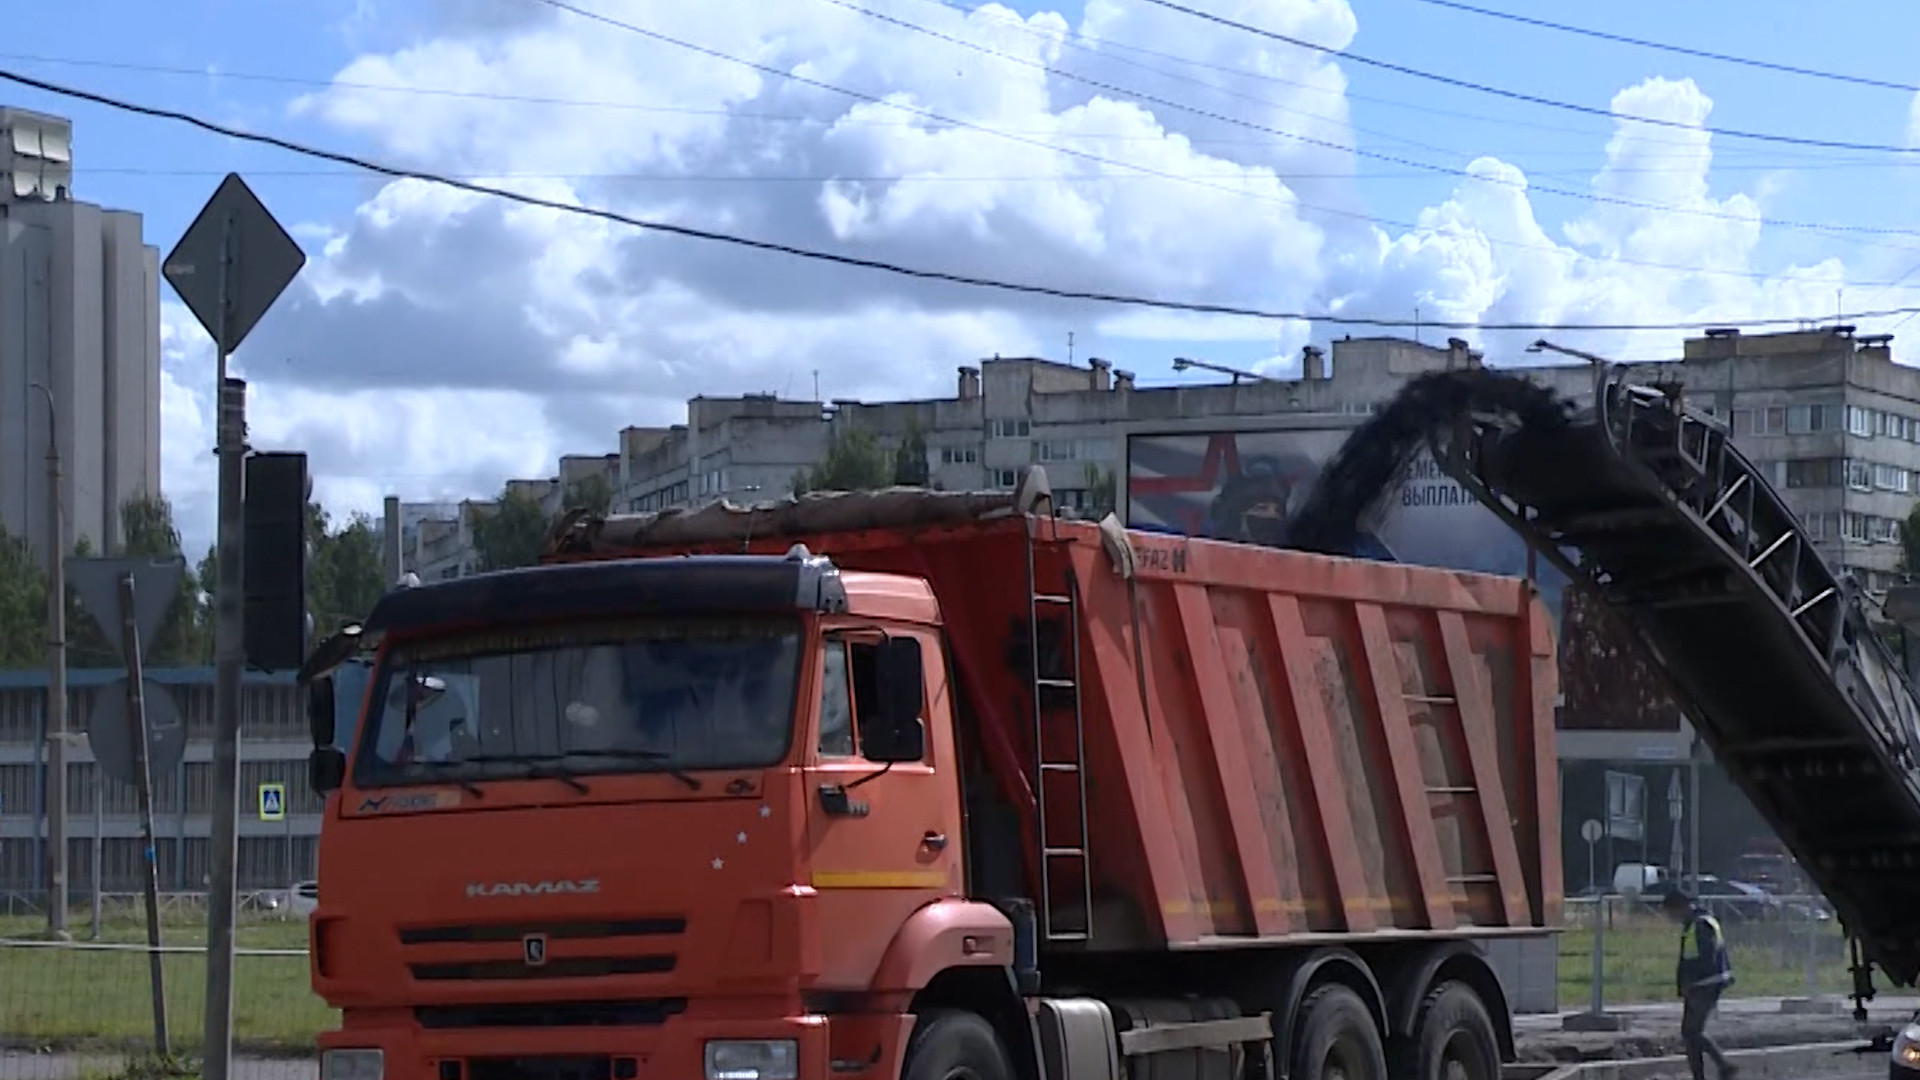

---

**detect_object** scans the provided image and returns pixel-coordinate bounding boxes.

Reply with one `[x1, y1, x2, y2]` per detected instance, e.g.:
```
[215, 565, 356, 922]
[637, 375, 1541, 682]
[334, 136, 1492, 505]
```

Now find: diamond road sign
[67, 556, 186, 664]
[86, 678, 187, 788]
[163, 172, 306, 356]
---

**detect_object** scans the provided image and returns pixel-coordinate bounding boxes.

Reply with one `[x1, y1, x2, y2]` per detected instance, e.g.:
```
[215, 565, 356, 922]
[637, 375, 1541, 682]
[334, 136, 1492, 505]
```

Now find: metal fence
[1559, 894, 1860, 1013]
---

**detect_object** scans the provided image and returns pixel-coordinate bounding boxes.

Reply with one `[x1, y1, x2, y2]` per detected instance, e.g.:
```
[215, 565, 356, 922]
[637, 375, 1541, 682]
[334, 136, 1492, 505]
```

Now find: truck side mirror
[864, 637, 927, 764]
[308, 676, 336, 748]
[309, 746, 346, 794]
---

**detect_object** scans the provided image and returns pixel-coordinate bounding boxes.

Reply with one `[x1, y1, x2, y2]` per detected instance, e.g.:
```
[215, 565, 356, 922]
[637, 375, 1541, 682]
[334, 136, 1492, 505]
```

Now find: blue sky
[5, 0, 1920, 549]
[8, 0, 1916, 298]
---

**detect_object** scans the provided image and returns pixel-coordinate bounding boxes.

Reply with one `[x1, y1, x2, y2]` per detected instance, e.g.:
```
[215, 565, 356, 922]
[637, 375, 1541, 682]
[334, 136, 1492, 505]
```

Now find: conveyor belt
[1418, 365, 1920, 996]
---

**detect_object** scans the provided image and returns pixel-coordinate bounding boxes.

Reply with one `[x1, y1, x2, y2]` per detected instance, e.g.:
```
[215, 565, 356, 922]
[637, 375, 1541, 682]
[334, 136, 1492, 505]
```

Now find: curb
[1506, 1040, 1880, 1080]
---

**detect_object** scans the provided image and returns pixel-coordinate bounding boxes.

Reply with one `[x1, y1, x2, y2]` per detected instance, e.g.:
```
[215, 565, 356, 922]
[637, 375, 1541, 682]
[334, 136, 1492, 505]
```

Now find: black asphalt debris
[1284, 366, 1578, 557]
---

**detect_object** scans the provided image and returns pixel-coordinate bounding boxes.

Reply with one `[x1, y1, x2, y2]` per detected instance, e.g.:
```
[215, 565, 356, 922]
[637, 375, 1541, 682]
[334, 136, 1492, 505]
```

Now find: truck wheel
[1292, 985, 1387, 1080]
[1400, 982, 1498, 1080]
[903, 1009, 1016, 1080]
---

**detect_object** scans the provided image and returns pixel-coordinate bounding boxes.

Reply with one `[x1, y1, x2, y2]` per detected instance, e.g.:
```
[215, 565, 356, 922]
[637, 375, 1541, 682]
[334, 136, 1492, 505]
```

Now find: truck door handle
[922, 831, 948, 850]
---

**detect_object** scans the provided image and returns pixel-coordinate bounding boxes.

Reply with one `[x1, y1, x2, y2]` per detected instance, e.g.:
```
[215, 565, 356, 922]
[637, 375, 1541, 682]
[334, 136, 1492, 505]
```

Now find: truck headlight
[320, 1049, 385, 1080]
[705, 1039, 799, 1080]
[1894, 1024, 1920, 1069]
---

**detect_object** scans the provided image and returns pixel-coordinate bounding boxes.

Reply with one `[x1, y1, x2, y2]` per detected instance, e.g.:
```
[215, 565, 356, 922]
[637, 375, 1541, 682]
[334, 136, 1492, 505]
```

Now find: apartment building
[389, 327, 1912, 593]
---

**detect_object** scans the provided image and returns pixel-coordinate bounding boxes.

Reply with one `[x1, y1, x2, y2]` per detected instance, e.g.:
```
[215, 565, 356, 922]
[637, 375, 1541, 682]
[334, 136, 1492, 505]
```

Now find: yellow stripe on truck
[811, 870, 948, 889]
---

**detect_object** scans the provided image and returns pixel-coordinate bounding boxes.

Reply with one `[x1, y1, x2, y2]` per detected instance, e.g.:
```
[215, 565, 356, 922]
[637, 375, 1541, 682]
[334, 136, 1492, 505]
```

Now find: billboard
[1124, 423, 1684, 733]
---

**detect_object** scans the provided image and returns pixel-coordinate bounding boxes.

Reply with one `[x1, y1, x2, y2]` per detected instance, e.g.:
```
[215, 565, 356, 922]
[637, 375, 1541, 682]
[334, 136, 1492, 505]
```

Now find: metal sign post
[119, 573, 170, 1056]
[163, 172, 306, 1080]
[1564, 818, 1625, 1032]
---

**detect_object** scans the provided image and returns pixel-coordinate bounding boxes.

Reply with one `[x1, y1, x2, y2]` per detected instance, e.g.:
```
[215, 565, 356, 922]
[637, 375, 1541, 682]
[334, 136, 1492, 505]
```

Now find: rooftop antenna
[1067, 331, 1076, 365]
[1414, 306, 1422, 345]
[812, 369, 820, 402]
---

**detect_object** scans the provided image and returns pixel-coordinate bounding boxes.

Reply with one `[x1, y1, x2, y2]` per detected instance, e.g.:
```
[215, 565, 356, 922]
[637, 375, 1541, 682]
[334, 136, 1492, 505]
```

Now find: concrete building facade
[0, 107, 163, 561]
[0, 667, 314, 900]
[393, 326, 1916, 602]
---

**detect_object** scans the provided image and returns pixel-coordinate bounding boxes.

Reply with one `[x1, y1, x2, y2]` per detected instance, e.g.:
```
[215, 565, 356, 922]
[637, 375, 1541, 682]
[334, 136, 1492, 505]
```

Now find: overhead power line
[816, 0, 1920, 241]
[1133, 0, 1920, 156]
[3, 64, 1915, 333]
[1405, 0, 1920, 95]
[519, 0, 1920, 285]
[10, 46, 1905, 171]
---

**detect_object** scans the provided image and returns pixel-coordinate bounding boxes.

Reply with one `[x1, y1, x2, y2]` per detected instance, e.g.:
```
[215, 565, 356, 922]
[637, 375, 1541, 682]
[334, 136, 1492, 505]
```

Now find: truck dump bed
[548, 483, 1561, 948]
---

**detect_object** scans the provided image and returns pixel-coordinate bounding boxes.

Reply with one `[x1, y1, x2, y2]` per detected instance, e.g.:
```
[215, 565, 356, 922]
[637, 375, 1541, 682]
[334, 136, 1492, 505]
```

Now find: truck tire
[1397, 982, 1499, 1080]
[1292, 985, 1387, 1080]
[903, 1009, 1017, 1080]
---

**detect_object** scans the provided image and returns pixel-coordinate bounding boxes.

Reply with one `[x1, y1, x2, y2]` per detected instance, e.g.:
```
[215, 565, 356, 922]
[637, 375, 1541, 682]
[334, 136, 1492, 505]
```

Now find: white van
[1612, 862, 1671, 897]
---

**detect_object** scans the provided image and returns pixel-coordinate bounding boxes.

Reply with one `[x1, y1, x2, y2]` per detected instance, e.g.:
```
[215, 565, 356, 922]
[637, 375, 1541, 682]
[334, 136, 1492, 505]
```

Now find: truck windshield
[352, 615, 803, 788]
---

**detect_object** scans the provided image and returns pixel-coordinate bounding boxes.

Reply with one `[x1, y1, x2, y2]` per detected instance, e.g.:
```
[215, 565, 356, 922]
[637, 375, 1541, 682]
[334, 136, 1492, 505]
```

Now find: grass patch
[1556, 909, 1892, 1007]
[0, 912, 334, 1055]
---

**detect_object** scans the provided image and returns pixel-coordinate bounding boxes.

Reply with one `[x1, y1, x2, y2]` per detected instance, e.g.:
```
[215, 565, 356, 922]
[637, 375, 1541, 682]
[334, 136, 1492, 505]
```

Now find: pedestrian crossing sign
[259, 782, 287, 822]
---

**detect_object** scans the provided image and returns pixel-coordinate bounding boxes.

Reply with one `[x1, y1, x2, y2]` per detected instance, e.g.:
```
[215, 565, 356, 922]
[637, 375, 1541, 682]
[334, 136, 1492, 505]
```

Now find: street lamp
[1171, 356, 1269, 384]
[27, 380, 69, 938]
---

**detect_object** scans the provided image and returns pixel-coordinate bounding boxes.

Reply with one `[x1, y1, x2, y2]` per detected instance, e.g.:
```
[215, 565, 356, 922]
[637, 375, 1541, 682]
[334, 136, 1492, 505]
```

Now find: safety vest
[1677, 909, 1735, 989]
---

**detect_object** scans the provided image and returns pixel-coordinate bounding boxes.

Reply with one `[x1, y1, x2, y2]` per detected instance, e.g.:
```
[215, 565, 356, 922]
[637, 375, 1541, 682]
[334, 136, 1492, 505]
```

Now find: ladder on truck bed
[1024, 506, 1095, 944]
[1432, 363, 1920, 1001]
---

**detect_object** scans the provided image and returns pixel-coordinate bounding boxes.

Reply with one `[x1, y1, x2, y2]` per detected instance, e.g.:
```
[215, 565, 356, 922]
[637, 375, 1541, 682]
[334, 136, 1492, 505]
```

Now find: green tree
[563, 474, 614, 517]
[892, 421, 931, 487]
[471, 489, 553, 571]
[793, 428, 893, 495]
[0, 526, 49, 670]
[306, 503, 388, 634]
[1899, 502, 1920, 577]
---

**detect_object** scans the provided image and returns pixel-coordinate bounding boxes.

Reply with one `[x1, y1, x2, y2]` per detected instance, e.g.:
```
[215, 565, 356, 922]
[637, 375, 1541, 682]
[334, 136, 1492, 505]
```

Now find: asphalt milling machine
[1283, 346, 1920, 1056]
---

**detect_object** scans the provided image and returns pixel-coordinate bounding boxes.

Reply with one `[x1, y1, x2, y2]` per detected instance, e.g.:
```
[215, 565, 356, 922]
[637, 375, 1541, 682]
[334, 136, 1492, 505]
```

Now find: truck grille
[399, 917, 685, 944]
[401, 916, 684, 982]
[416, 999, 687, 1029]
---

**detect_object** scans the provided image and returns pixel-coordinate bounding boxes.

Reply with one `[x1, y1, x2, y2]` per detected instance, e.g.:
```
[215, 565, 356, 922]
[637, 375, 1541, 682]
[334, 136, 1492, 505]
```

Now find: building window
[1874, 463, 1911, 493]
[988, 419, 1031, 439]
[1784, 458, 1841, 488]
[1845, 459, 1873, 491]
[1034, 440, 1077, 462]
[1848, 406, 1875, 437]
[941, 446, 979, 465]
[995, 469, 1018, 488]
[1079, 437, 1115, 461]
[1785, 403, 1839, 434]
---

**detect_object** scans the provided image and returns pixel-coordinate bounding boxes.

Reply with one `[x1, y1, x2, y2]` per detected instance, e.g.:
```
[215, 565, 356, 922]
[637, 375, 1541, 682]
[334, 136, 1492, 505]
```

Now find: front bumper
[318, 1007, 905, 1080]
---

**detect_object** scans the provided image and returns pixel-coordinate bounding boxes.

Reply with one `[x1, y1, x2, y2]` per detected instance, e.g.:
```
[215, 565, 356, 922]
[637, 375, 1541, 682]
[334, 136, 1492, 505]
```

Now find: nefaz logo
[464, 879, 601, 899]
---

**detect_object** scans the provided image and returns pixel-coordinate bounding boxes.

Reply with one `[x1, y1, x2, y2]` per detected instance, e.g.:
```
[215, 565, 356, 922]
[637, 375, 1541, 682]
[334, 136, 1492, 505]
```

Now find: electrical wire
[6, 44, 1907, 170]
[5, 64, 1917, 332]
[1403, 0, 1920, 95]
[514, 0, 1920, 285]
[1133, 0, 1920, 156]
[814, 0, 1920, 240]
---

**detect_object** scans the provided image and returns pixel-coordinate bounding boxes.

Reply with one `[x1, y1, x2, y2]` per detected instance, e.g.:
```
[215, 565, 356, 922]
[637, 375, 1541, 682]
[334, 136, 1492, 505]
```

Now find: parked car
[1684, 874, 1781, 921]
[287, 880, 318, 918]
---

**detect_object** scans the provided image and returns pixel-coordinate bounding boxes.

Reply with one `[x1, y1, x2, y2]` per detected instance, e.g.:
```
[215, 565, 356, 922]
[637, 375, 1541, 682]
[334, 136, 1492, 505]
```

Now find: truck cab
[302, 545, 1008, 1080]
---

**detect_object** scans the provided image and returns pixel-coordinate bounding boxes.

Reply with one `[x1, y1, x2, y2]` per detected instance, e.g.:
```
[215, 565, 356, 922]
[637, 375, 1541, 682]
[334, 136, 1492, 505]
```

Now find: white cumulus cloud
[154, 0, 1917, 553]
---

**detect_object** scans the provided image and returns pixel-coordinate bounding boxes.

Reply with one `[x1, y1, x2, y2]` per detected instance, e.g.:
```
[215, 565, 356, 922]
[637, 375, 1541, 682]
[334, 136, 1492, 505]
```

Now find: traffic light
[243, 450, 311, 672]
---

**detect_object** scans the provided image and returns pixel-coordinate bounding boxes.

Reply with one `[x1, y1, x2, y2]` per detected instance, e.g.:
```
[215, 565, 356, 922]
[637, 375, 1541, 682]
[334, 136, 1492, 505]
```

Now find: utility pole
[29, 380, 68, 938]
[161, 173, 305, 1080]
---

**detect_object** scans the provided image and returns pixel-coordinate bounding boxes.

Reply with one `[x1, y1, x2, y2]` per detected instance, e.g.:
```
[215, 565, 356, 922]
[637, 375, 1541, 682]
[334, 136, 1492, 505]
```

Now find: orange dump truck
[298, 469, 1560, 1080]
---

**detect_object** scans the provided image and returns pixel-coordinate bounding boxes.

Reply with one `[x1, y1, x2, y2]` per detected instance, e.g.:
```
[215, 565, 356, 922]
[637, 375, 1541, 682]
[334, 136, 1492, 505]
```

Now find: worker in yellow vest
[1663, 887, 1739, 1080]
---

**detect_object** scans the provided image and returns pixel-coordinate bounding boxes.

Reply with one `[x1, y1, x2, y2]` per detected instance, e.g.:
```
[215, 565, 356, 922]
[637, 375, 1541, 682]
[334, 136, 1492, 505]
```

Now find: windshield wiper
[463, 750, 702, 792]
[555, 749, 703, 792]
[403, 761, 486, 798]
